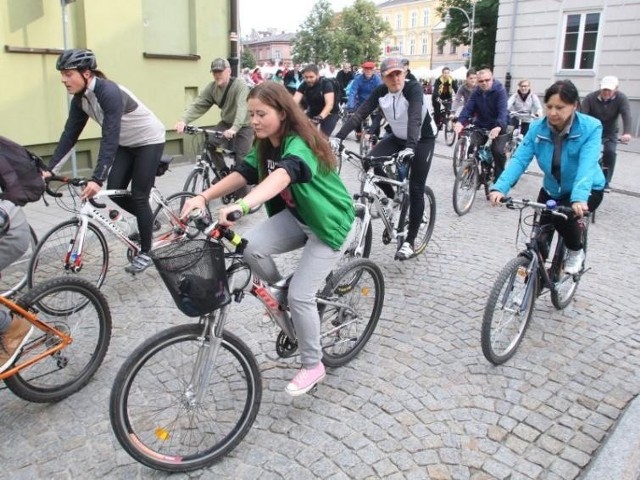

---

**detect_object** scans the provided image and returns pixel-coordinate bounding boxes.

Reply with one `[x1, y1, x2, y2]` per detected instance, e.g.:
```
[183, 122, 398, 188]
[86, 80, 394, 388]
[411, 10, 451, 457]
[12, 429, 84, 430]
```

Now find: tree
[334, 0, 392, 66]
[240, 48, 256, 69]
[436, 0, 498, 69]
[291, 0, 337, 64]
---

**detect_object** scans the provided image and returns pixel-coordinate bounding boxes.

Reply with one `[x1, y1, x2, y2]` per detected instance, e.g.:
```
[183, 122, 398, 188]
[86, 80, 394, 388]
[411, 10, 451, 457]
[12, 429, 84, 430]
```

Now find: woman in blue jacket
[489, 80, 605, 275]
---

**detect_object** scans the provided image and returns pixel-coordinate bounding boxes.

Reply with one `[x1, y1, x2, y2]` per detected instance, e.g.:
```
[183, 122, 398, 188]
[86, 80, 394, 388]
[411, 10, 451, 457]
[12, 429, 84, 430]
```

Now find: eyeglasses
[519, 85, 530, 88]
[477, 79, 492, 84]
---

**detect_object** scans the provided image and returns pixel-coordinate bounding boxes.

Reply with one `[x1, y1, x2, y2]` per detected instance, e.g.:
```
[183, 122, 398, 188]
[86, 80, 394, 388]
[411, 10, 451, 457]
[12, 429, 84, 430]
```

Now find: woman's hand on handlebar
[571, 201, 588, 218]
[218, 204, 242, 227]
[180, 195, 207, 220]
[488, 191, 504, 206]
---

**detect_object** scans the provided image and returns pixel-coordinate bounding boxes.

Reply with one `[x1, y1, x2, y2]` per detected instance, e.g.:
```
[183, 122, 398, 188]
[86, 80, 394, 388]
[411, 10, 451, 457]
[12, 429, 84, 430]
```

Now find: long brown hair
[247, 81, 336, 172]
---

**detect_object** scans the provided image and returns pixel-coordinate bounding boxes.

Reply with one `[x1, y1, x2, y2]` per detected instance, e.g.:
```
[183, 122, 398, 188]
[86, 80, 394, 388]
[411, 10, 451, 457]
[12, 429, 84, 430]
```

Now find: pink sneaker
[285, 363, 326, 396]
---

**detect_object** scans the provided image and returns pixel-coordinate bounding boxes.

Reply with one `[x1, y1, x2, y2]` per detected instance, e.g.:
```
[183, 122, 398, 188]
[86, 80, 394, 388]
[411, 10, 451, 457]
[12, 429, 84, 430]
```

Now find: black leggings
[537, 188, 603, 251]
[107, 143, 164, 253]
[370, 135, 435, 245]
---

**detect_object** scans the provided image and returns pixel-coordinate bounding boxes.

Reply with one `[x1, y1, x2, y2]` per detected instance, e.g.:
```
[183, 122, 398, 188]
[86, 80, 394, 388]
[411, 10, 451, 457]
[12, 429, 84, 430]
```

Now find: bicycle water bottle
[109, 209, 132, 236]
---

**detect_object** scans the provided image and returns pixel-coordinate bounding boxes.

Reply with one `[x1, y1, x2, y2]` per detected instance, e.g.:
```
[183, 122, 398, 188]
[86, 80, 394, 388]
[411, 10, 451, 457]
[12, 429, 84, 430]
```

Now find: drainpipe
[229, 0, 239, 76]
[505, 0, 519, 94]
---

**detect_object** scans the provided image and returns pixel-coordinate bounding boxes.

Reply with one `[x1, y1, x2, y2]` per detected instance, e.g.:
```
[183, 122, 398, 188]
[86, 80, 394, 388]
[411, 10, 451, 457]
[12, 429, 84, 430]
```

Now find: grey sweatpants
[243, 209, 352, 368]
[0, 200, 30, 332]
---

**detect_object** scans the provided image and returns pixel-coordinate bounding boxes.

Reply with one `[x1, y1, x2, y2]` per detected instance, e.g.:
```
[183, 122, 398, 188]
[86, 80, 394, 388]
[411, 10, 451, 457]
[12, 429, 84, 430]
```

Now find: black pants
[107, 143, 164, 253]
[370, 135, 434, 245]
[601, 134, 618, 186]
[537, 188, 603, 251]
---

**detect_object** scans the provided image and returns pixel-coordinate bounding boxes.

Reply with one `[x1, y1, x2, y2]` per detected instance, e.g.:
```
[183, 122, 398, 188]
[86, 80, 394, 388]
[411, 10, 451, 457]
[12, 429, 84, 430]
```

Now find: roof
[243, 32, 296, 46]
[377, 0, 425, 8]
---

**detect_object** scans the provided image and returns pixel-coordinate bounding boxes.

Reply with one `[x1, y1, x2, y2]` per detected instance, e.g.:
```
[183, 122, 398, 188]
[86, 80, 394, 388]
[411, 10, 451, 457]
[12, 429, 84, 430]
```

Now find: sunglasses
[477, 79, 492, 84]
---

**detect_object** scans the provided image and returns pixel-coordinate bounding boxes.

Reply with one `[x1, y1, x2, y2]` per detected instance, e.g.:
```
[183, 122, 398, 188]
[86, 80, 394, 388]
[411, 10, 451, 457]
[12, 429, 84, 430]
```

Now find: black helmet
[56, 49, 97, 71]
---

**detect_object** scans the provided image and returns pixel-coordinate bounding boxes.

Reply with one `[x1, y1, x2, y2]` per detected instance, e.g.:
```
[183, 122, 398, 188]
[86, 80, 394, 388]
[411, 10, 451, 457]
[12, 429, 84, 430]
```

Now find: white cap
[600, 75, 619, 90]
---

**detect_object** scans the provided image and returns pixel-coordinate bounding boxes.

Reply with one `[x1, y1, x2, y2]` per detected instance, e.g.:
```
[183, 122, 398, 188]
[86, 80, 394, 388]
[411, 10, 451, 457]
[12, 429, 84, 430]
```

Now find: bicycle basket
[151, 239, 231, 317]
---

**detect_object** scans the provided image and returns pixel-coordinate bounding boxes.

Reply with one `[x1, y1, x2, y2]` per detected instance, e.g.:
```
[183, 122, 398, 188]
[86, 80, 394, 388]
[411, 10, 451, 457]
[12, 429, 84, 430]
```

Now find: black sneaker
[125, 253, 152, 274]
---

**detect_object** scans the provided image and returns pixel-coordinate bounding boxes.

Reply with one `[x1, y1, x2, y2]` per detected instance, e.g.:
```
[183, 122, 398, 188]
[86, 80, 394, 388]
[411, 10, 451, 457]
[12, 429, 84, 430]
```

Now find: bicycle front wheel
[319, 259, 384, 368]
[452, 161, 479, 216]
[28, 220, 109, 289]
[481, 256, 537, 365]
[183, 167, 213, 194]
[110, 324, 262, 473]
[1, 225, 37, 297]
[4, 277, 112, 402]
[452, 135, 469, 175]
[444, 120, 456, 146]
[413, 185, 437, 256]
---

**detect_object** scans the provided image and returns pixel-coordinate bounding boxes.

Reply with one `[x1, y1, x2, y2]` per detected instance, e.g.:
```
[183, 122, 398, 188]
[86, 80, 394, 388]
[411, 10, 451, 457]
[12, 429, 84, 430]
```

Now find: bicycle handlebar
[44, 176, 107, 209]
[342, 149, 400, 170]
[183, 125, 224, 138]
[500, 197, 585, 220]
[187, 208, 247, 253]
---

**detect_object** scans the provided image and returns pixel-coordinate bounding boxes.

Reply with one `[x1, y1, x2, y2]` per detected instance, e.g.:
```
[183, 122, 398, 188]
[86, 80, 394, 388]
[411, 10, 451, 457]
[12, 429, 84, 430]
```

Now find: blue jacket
[458, 79, 508, 130]
[347, 73, 382, 110]
[493, 112, 605, 203]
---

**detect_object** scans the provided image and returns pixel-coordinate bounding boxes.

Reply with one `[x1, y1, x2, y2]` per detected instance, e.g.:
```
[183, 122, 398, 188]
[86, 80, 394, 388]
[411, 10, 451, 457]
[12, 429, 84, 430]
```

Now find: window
[398, 40, 404, 54]
[423, 9, 430, 27]
[274, 49, 282, 60]
[450, 43, 457, 54]
[437, 43, 444, 55]
[411, 12, 417, 28]
[396, 14, 402, 30]
[410, 38, 416, 55]
[561, 12, 600, 70]
[422, 36, 428, 55]
[142, 0, 194, 55]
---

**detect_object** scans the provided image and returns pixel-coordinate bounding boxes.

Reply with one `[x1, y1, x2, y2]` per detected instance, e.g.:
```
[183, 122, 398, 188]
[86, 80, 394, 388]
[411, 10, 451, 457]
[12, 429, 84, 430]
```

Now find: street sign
[462, 52, 470, 58]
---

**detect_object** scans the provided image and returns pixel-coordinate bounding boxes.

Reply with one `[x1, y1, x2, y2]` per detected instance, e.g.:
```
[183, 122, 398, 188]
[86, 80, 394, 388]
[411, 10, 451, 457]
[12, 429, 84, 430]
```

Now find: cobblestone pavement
[1, 134, 639, 480]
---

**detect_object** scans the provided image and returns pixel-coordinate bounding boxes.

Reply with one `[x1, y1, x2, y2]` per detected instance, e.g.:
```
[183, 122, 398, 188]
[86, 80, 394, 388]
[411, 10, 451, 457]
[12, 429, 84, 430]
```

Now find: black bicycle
[435, 99, 455, 146]
[452, 129, 494, 216]
[481, 198, 590, 365]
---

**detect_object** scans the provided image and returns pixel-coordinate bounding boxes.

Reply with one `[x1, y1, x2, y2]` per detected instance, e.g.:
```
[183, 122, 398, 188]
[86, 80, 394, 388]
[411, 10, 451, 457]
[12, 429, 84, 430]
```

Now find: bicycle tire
[413, 185, 437, 256]
[550, 227, 587, 310]
[110, 324, 261, 473]
[334, 204, 373, 288]
[1, 225, 37, 297]
[4, 277, 112, 403]
[151, 191, 204, 243]
[452, 160, 479, 216]
[28, 219, 109, 290]
[481, 256, 537, 365]
[183, 166, 213, 194]
[452, 135, 469, 175]
[444, 121, 456, 147]
[318, 259, 384, 368]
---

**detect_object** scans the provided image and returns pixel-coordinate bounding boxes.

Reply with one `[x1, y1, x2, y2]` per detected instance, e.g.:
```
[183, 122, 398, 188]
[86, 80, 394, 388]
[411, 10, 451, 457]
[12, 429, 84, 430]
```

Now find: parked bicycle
[109, 210, 385, 472]
[28, 175, 202, 288]
[481, 198, 590, 365]
[340, 148, 436, 262]
[0, 276, 111, 402]
[452, 130, 494, 216]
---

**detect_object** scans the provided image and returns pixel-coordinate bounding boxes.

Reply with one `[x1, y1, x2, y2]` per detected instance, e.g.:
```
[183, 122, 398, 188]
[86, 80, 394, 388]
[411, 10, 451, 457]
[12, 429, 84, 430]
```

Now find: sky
[239, 0, 363, 34]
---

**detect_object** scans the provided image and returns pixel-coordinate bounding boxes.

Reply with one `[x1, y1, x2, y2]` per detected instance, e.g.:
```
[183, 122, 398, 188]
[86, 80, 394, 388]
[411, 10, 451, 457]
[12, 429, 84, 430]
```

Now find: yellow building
[377, 0, 469, 80]
[0, 0, 231, 174]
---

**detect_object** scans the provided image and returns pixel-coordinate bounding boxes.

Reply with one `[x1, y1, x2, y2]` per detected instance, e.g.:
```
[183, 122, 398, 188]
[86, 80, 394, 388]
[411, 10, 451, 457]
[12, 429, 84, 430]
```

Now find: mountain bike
[451, 123, 485, 175]
[340, 148, 436, 262]
[481, 198, 590, 365]
[0, 225, 37, 297]
[452, 131, 494, 216]
[435, 99, 455, 146]
[28, 176, 202, 288]
[0, 276, 111, 402]
[109, 210, 385, 472]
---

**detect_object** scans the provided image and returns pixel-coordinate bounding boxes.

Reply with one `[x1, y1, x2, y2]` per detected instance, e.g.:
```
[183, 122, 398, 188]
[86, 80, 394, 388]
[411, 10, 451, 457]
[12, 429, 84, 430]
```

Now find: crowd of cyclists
[0, 46, 633, 394]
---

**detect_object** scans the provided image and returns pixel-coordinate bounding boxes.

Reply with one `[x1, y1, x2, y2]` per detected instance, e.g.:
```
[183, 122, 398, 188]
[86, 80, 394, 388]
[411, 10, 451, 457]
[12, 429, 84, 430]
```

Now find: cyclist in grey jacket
[48, 49, 166, 274]
[333, 57, 436, 261]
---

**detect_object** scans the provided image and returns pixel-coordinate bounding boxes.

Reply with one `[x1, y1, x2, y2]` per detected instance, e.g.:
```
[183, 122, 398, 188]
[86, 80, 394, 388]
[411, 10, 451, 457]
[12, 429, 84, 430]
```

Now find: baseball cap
[600, 75, 618, 90]
[380, 57, 405, 76]
[210, 58, 230, 72]
[361, 61, 376, 69]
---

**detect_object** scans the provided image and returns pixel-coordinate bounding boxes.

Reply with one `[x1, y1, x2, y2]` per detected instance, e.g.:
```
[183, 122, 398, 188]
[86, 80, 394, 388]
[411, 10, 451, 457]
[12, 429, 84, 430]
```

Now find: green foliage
[241, 48, 256, 69]
[291, 0, 390, 66]
[436, 0, 498, 69]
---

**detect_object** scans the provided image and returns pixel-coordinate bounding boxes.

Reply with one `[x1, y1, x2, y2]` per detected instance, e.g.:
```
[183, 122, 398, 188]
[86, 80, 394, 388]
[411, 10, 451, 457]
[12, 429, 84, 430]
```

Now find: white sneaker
[395, 242, 415, 261]
[564, 248, 585, 275]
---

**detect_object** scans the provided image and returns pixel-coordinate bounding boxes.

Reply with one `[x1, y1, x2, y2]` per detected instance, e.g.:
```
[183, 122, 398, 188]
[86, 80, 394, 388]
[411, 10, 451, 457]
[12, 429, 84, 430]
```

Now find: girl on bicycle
[181, 81, 355, 396]
[47, 49, 166, 274]
[489, 80, 605, 274]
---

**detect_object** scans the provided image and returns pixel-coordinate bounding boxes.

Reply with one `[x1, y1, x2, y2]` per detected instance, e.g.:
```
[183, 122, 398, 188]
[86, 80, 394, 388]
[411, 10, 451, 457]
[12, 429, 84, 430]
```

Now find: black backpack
[0, 135, 46, 206]
[321, 77, 342, 113]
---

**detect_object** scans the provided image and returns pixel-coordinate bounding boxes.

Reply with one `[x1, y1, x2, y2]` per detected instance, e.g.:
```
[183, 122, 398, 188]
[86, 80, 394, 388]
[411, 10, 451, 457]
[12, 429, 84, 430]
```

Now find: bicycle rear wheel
[318, 259, 384, 368]
[444, 119, 456, 146]
[1, 225, 37, 297]
[550, 234, 585, 310]
[28, 220, 109, 289]
[413, 185, 437, 256]
[452, 135, 469, 175]
[152, 191, 204, 243]
[110, 324, 261, 473]
[452, 160, 479, 216]
[183, 166, 215, 194]
[481, 256, 537, 365]
[4, 277, 112, 402]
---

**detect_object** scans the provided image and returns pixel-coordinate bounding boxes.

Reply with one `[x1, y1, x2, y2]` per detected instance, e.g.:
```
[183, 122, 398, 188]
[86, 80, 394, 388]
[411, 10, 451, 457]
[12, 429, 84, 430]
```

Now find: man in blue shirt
[348, 61, 383, 138]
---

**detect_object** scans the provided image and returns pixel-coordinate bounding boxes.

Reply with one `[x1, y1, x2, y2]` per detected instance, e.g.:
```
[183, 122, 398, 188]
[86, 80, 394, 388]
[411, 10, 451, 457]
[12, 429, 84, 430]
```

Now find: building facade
[0, 0, 231, 173]
[495, 0, 640, 135]
[242, 31, 296, 67]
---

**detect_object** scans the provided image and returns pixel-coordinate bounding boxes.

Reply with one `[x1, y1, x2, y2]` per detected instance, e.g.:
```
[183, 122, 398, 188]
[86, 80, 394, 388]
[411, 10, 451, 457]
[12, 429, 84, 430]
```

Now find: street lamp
[444, 1, 476, 68]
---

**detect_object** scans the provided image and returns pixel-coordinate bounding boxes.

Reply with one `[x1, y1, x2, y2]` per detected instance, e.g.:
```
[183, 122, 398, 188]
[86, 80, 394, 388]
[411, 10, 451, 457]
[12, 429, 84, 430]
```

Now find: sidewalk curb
[579, 394, 640, 480]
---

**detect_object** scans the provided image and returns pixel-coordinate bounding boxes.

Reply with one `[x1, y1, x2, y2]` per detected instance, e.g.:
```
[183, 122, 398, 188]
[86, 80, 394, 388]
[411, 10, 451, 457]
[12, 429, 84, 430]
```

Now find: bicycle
[592, 137, 626, 224]
[0, 225, 37, 297]
[452, 129, 494, 216]
[109, 210, 385, 472]
[504, 111, 532, 161]
[0, 276, 111, 402]
[435, 99, 455, 146]
[340, 148, 436, 262]
[481, 198, 590, 365]
[28, 175, 203, 288]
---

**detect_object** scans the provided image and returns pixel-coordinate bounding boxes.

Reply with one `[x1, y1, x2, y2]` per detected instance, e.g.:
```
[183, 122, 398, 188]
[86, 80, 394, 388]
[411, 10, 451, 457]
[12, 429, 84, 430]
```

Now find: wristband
[197, 193, 208, 204]
[236, 198, 250, 215]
